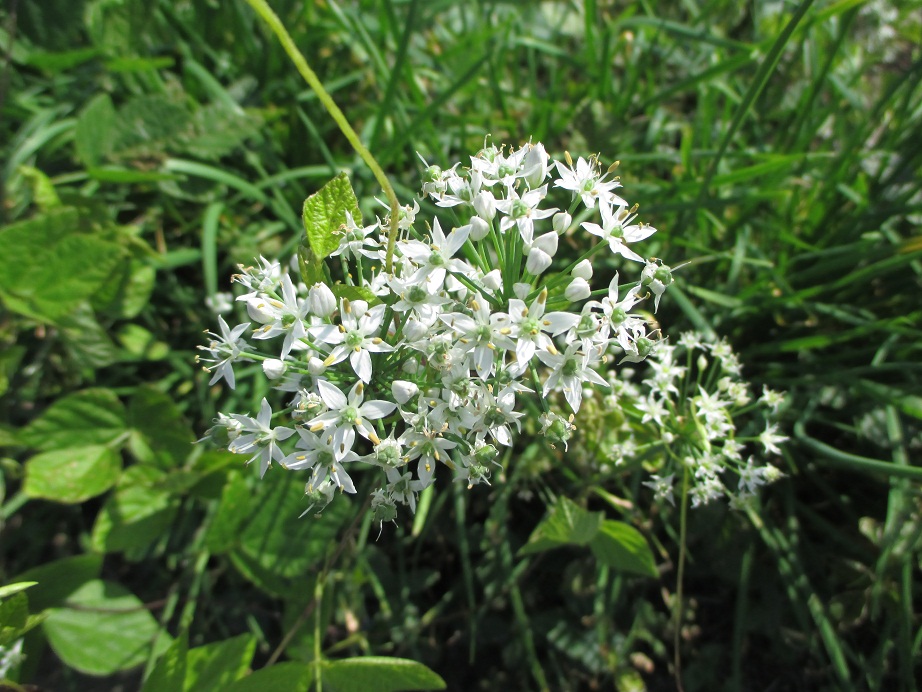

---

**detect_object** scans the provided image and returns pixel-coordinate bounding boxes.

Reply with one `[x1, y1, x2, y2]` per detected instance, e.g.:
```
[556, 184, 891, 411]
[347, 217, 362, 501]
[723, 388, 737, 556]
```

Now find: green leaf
[204, 471, 251, 554]
[19, 165, 61, 210]
[93, 256, 157, 320]
[331, 284, 380, 306]
[518, 497, 603, 556]
[321, 657, 447, 692]
[302, 173, 361, 260]
[14, 555, 103, 611]
[18, 388, 126, 452]
[0, 592, 46, 647]
[184, 633, 256, 692]
[75, 93, 116, 167]
[0, 582, 37, 600]
[588, 520, 658, 578]
[57, 302, 120, 368]
[232, 473, 350, 594]
[91, 477, 179, 555]
[127, 386, 194, 468]
[43, 579, 171, 676]
[23, 445, 121, 503]
[0, 208, 124, 322]
[58, 302, 122, 368]
[224, 662, 312, 692]
[142, 631, 188, 692]
[297, 238, 324, 287]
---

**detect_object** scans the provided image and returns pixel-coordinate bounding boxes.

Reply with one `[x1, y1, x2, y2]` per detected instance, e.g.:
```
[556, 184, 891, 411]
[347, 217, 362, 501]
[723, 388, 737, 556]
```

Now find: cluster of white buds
[198, 141, 675, 522]
[595, 332, 787, 510]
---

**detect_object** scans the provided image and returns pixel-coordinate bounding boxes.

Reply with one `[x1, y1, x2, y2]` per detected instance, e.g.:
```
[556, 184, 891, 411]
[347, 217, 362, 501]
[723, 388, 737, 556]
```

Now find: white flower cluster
[198, 141, 674, 521]
[594, 332, 787, 510]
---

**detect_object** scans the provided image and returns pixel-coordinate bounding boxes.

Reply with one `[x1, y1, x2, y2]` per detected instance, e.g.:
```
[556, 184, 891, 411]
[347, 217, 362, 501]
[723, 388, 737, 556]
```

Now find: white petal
[317, 380, 347, 410]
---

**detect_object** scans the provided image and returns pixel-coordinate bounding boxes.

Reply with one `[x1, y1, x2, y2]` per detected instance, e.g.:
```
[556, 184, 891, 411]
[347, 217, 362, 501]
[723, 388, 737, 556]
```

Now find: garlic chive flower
[200, 141, 695, 520]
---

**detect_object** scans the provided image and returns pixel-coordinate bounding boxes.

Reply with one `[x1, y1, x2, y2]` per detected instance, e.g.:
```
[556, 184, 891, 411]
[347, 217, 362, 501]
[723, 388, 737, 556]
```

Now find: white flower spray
[199, 142, 680, 523]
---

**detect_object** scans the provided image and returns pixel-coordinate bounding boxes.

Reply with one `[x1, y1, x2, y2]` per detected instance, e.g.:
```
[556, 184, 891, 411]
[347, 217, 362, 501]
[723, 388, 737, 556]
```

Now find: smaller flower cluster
[199, 141, 675, 521]
[584, 332, 787, 510]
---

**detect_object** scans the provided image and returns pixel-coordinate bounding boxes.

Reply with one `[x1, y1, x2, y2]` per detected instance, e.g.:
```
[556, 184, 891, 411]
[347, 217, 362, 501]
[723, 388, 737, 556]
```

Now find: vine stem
[244, 0, 401, 272]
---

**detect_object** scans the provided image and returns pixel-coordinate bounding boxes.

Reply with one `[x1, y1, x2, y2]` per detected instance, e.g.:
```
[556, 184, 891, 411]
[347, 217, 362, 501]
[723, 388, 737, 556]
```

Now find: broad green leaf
[588, 520, 658, 578]
[58, 302, 122, 368]
[142, 631, 187, 692]
[18, 388, 126, 452]
[14, 555, 103, 611]
[185, 633, 256, 692]
[320, 657, 447, 692]
[0, 592, 46, 647]
[297, 238, 324, 287]
[127, 386, 194, 467]
[518, 496, 603, 556]
[232, 473, 350, 593]
[43, 579, 171, 676]
[91, 480, 178, 555]
[204, 471, 251, 554]
[0, 208, 124, 322]
[224, 662, 312, 692]
[75, 93, 116, 166]
[93, 257, 157, 320]
[23, 445, 121, 503]
[303, 173, 362, 260]
[117, 324, 170, 360]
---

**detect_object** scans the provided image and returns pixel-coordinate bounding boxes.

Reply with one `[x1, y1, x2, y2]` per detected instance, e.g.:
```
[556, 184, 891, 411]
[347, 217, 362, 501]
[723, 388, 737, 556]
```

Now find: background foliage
[1, 0, 921, 690]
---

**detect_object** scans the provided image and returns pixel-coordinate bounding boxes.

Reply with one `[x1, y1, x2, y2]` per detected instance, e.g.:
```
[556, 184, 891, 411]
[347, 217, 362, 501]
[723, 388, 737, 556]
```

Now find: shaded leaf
[588, 520, 658, 578]
[18, 388, 126, 452]
[43, 580, 171, 675]
[321, 656, 447, 692]
[24, 445, 121, 503]
[185, 633, 256, 692]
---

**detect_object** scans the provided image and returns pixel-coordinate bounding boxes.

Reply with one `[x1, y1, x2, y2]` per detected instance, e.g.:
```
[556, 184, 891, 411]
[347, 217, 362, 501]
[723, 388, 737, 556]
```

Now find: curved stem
[245, 0, 400, 272]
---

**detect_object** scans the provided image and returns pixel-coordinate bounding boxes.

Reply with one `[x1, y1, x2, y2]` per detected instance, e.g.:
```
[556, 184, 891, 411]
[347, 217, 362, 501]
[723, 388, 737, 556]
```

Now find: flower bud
[482, 269, 503, 291]
[513, 282, 531, 299]
[553, 211, 572, 233]
[572, 259, 593, 280]
[522, 143, 548, 189]
[307, 356, 327, 376]
[402, 357, 420, 374]
[262, 358, 287, 380]
[403, 317, 429, 341]
[308, 282, 336, 317]
[697, 354, 708, 372]
[473, 190, 496, 220]
[469, 215, 491, 241]
[532, 231, 558, 257]
[564, 277, 591, 302]
[392, 380, 419, 405]
[525, 247, 552, 275]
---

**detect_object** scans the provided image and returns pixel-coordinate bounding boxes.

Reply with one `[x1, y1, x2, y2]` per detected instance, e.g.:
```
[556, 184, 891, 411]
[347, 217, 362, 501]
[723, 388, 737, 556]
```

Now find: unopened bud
[553, 211, 572, 233]
[564, 277, 591, 302]
[572, 259, 593, 280]
[392, 380, 419, 405]
[308, 283, 336, 317]
[262, 359, 287, 380]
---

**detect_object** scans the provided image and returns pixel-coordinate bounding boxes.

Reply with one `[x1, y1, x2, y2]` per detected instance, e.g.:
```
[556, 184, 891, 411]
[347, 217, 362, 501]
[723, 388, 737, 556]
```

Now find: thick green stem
[245, 0, 400, 272]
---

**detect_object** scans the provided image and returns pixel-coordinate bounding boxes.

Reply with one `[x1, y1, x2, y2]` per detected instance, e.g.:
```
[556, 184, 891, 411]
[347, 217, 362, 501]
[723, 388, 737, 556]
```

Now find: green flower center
[562, 357, 581, 377]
